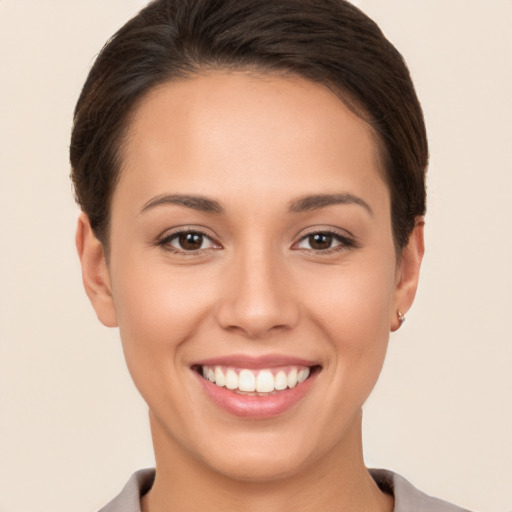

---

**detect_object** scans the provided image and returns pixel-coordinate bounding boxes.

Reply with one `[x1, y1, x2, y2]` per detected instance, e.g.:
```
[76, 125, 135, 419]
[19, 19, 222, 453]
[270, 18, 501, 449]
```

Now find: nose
[215, 247, 300, 339]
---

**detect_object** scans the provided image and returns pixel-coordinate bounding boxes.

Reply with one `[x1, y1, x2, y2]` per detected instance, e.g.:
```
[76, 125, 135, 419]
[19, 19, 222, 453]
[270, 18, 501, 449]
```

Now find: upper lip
[192, 354, 320, 369]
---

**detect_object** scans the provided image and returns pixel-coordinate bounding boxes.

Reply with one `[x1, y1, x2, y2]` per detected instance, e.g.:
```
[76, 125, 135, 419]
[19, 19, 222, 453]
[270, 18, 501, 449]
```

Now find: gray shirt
[99, 468, 472, 512]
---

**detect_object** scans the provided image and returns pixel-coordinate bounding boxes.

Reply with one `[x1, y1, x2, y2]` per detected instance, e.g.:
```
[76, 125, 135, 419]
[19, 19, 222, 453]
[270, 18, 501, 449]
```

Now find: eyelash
[155, 228, 358, 255]
[156, 228, 220, 254]
[293, 230, 358, 254]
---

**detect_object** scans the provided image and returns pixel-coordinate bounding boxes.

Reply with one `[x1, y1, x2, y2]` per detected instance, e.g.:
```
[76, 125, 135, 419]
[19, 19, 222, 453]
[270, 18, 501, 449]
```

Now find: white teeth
[214, 366, 225, 387]
[274, 371, 288, 390]
[201, 365, 313, 393]
[256, 370, 274, 393]
[238, 369, 256, 392]
[297, 368, 310, 383]
[225, 369, 238, 390]
[287, 368, 298, 388]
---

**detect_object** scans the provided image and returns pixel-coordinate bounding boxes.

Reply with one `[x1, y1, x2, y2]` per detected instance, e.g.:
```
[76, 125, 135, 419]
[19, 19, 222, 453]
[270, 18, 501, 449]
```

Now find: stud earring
[397, 310, 406, 325]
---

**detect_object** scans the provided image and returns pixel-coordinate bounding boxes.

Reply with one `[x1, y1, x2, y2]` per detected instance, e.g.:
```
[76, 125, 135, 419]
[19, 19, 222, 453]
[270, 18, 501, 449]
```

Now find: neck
[142, 411, 393, 512]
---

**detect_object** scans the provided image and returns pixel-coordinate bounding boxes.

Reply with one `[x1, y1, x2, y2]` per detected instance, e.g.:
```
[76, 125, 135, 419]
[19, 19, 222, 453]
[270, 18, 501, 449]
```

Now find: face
[78, 72, 422, 483]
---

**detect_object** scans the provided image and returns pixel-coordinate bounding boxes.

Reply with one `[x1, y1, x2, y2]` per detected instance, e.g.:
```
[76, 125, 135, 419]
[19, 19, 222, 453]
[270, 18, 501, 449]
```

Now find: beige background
[1, 1, 511, 511]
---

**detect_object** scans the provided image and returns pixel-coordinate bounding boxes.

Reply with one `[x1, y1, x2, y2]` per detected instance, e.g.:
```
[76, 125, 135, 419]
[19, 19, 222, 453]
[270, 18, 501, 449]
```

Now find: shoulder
[370, 469, 473, 512]
[98, 468, 155, 512]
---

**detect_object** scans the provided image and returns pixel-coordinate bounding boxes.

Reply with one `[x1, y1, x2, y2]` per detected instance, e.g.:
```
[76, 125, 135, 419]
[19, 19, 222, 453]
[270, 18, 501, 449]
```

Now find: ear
[390, 218, 425, 332]
[75, 213, 118, 327]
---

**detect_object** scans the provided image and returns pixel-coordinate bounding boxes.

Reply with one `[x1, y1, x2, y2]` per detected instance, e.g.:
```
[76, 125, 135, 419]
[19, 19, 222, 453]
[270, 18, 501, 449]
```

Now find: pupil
[179, 232, 203, 250]
[310, 233, 332, 250]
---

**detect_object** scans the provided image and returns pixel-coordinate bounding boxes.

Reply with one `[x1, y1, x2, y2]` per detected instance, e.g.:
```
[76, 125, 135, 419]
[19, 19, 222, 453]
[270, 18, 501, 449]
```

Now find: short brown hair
[70, 0, 428, 249]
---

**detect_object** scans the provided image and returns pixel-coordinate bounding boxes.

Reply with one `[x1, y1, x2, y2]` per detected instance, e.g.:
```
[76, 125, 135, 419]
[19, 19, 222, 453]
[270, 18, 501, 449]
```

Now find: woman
[71, 1, 470, 510]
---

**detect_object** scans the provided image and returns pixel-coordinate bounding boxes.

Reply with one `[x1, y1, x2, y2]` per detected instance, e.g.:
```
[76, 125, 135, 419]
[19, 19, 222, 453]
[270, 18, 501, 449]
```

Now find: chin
[205, 448, 310, 483]
[191, 427, 329, 484]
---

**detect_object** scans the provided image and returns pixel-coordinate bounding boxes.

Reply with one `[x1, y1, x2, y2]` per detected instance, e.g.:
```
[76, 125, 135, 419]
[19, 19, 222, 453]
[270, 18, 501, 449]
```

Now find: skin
[77, 72, 424, 511]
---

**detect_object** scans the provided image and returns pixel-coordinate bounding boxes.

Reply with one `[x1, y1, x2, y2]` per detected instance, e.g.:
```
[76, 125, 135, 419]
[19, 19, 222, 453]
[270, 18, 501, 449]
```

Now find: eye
[159, 230, 219, 253]
[294, 231, 355, 252]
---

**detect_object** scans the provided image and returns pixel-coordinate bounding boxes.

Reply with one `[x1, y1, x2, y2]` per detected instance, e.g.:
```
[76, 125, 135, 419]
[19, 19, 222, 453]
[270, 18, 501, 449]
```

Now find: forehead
[115, 72, 388, 213]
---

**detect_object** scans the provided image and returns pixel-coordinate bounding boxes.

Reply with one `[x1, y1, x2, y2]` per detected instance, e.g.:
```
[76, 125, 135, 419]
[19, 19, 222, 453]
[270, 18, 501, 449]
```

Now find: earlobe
[391, 218, 425, 332]
[76, 213, 118, 328]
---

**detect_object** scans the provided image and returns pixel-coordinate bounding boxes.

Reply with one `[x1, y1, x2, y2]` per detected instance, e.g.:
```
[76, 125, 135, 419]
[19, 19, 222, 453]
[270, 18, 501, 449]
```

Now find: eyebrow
[140, 194, 224, 214]
[139, 192, 372, 216]
[288, 193, 373, 216]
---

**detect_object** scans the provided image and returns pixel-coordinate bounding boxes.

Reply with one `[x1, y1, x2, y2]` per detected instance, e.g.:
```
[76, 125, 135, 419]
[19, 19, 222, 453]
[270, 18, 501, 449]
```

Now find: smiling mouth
[193, 364, 321, 396]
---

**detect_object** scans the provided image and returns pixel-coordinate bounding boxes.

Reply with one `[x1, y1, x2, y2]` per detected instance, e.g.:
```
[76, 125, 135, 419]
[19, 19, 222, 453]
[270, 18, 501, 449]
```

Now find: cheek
[304, 257, 396, 394]
[307, 260, 396, 343]
[110, 252, 217, 366]
[108, 254, 220, 425]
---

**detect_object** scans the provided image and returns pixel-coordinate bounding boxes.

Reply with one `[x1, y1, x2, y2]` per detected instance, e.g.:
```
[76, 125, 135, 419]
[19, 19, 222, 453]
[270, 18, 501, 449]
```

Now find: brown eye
[308, 233, 333, 250]
[294, 231, 354, 252]
[160, 230, 217, 252]
[178, 232, 204, 250]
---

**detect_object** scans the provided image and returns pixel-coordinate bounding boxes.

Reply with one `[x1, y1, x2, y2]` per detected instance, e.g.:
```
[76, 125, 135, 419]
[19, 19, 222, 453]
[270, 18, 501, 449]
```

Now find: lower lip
[195, 371, 317, 419]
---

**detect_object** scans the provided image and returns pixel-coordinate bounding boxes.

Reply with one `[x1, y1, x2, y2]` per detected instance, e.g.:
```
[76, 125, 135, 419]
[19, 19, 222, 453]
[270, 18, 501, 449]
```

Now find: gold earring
[397, 311, 406, 325]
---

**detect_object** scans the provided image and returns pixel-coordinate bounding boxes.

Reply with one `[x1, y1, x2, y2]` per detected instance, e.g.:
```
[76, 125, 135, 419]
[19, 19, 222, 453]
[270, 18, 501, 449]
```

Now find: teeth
[200, 365, 312, 393]
[287, 367, 298, 388]
[274, 371, 288, 391]
[256, 370, 274, 393]
[297, 368, 309, 383]
[214, 366, 225, 387]
[225, 368, 238, 390]
[239, 369, 256, 392]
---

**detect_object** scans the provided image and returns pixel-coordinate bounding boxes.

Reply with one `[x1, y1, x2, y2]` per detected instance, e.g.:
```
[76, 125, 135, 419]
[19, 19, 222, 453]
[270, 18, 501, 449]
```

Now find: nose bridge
[215, 240, 299, 337]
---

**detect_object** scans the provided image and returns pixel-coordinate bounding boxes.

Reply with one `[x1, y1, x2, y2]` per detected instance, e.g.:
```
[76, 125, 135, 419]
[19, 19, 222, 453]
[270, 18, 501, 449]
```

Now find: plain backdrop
[1, 1, 511, 511]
